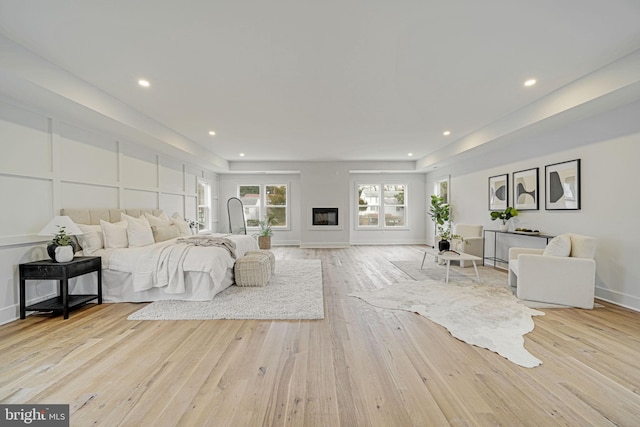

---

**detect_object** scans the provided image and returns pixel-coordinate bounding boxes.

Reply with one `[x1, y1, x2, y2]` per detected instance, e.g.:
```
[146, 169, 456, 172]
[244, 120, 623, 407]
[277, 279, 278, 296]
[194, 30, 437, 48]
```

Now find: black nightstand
[19, 256, 102, 320]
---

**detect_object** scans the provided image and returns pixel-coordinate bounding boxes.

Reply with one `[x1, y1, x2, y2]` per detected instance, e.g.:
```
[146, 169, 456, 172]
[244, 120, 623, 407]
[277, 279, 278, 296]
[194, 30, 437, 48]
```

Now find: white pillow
[543, 234, 571, 257]
[122, 213, 155, 247]
[171, 213, 192, 236]
[144, 212, 172, 227]
[76, 224, 104, 255]
[100, 220, 129, 249]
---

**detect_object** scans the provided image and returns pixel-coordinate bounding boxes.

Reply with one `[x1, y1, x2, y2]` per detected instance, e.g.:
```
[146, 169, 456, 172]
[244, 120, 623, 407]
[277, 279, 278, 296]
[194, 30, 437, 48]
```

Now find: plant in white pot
[47, 226, 76, 262]
[490, 206, 519, 231]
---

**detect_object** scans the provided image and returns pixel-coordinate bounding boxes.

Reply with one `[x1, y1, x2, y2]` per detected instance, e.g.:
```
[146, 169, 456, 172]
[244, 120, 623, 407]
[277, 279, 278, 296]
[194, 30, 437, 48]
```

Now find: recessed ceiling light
[239, 153, 245, 157]
[524, 79, 537, 87]
[408, 153, 414, 157]
[138, 79, 150, 87]
[208, 131, 216, 136]
[443, 130, 451, 136]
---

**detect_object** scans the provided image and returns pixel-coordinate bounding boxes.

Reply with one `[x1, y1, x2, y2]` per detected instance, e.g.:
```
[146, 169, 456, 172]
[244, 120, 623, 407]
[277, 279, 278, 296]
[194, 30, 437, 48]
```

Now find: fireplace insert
[312, 208, 338, 226]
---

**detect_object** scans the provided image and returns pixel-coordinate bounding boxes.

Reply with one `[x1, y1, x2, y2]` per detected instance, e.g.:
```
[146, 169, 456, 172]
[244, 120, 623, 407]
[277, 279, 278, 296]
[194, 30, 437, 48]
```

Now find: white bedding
[70, 233, 258, 302]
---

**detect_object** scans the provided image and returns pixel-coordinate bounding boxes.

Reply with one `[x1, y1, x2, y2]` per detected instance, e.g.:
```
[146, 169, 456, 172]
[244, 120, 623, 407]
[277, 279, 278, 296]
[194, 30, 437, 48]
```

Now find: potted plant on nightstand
[490, 206, 519, 231]
[257, 214, 276, 249]
[47, 226, 77, 262]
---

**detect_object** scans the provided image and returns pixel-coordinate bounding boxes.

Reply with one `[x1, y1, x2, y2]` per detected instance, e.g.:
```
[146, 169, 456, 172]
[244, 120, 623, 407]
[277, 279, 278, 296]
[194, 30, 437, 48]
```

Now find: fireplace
[312, 208, 339, 226]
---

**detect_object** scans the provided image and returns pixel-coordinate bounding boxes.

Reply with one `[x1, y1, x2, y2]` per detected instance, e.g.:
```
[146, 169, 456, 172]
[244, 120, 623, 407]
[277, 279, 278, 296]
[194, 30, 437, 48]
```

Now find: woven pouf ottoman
[234, 253, 272, 287]
[246, 250, 275, 275]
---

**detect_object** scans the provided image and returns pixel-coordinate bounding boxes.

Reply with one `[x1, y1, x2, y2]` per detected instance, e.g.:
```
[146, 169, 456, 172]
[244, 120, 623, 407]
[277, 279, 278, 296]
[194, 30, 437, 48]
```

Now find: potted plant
[490, 206, 519, 231]
[428, 195, 462, 251]
[47, 226, 76, 262]
[258, 214, 276, 249]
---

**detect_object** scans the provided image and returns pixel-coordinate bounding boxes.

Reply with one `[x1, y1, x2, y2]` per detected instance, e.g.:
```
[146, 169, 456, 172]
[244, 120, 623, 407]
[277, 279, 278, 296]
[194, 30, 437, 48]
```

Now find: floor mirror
[227, 197, 247, 235]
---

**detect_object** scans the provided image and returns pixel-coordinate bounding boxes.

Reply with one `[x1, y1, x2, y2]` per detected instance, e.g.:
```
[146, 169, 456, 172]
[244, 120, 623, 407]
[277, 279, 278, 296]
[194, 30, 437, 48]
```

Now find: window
[239, 185, 261, 227]
[239, 184, 288, 229]
[357, 183, 406, 228]
[197, 180, 211, 231]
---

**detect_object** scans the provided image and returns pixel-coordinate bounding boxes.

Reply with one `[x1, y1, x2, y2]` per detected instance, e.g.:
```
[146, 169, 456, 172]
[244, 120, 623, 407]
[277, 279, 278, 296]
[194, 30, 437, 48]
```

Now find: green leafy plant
[50, 226, 72, 246]
[490, 206, 519, 224]
[258, 214, 276, 237]
[428, 195, 450, 227]
[439, 228, 463, 242]
[428, 195, 464, 243]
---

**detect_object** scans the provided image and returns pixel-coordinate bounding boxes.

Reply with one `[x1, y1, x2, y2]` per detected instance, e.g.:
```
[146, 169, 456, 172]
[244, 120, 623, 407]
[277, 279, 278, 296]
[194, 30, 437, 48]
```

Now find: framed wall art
[513, 167, 539, 210]
[545, 159, 581, 210]
[488, 174, 508, 211]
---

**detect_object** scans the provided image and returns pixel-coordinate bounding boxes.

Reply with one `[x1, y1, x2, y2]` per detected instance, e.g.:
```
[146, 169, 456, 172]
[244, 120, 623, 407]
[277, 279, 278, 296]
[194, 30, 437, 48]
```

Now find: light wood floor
[1, 246, 640, 426]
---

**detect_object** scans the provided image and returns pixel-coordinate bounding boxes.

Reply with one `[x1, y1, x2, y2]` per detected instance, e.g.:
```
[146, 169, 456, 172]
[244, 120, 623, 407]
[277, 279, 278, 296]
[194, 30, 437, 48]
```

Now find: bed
[62, 208, 258, 302]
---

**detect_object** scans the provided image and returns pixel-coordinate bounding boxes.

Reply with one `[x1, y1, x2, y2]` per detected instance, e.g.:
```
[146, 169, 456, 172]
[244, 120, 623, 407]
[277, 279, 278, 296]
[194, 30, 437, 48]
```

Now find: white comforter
[94, 233, 258, 295]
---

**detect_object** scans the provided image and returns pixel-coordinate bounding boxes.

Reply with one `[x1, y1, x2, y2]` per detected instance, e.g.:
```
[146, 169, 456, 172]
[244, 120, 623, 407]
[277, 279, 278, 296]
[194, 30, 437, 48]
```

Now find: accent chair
[451, 224, 483, 267]
[508, 233, 597, 309]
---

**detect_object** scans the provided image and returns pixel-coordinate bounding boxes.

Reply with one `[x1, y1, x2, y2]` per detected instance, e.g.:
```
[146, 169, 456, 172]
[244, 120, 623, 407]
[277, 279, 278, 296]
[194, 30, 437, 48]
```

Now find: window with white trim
[357, 183, 406, 228]
[238, 184, 288, 229]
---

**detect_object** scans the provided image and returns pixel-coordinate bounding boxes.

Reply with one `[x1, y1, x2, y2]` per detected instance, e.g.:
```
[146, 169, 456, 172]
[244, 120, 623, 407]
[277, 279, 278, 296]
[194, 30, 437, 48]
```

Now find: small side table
[20, 256, 102, 320]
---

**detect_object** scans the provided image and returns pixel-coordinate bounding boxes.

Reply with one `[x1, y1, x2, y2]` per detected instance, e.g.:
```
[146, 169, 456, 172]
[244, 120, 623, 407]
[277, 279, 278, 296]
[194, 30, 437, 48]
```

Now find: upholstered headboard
[61, 208, 165, 225]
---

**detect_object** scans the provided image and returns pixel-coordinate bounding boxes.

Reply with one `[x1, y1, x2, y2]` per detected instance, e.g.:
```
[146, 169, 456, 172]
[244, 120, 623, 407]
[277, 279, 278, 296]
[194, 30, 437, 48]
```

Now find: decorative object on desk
[38, 216, 82, 262]
[545, 159, 581, 210]
[490, 206, 518, 231]
[257, 213, 276, 249]
[488, 173, 508, 211]
[514, 228, 540, 235]
[513, 167, 539, 210]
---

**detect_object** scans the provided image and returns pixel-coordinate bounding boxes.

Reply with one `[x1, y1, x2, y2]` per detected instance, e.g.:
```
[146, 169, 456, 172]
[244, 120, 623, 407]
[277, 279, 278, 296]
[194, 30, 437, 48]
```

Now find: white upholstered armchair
[451, 224, 483, 267]
[508, 233, 597, 309]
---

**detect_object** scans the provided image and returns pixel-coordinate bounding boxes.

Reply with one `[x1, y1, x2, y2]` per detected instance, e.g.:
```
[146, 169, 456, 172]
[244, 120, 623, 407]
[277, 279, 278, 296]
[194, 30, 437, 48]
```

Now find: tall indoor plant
[428, 195, 460, 251]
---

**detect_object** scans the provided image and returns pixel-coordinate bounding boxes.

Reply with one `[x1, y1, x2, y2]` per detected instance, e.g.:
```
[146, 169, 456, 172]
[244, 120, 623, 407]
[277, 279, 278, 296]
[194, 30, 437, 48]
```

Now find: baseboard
[0, 292, 58, 326]
[595, 287, 640, 312]
[350, 240, 428, 246]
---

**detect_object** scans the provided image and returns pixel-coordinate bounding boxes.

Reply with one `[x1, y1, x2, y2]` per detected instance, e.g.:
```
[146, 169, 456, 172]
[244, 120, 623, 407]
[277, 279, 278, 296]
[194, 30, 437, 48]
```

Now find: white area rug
[350, 279, 545, 368]
[128, 260, 324, 320]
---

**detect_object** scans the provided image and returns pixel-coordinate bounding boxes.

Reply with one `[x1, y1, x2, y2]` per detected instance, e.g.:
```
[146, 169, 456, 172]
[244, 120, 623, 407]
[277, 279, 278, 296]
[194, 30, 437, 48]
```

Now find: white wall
[219, 166, 427, 247]
[427, 134, 640, 311]
[0, 97, 217, 324]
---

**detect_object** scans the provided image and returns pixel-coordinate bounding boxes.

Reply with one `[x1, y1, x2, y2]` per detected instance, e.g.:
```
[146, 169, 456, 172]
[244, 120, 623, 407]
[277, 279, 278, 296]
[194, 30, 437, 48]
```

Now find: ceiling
[1, 1, 640, 170]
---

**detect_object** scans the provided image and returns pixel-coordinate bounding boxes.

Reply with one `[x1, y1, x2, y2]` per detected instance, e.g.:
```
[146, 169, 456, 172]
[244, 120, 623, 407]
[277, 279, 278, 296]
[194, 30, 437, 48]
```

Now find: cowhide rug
[349, 279, 544, 368]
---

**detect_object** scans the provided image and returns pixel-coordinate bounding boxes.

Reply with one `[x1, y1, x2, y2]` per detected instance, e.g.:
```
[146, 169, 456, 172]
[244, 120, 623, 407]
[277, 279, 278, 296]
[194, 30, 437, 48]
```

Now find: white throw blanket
[176, 236, 237, 259]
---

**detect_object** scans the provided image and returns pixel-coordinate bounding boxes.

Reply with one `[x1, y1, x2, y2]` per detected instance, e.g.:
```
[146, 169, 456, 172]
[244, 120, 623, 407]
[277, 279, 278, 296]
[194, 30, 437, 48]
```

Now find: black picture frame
[513, 167, 539, 211]
[488, 174, 508, 211]
[545, 159, 581, 210]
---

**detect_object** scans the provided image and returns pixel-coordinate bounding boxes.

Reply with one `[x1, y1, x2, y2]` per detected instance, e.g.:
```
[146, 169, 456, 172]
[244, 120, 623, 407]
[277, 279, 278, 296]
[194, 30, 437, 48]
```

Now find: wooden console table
[20, 256, 102, 320]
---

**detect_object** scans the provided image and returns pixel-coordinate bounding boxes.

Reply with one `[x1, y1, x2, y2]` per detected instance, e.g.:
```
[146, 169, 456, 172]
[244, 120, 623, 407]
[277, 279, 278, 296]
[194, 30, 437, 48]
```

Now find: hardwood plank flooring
[1, 245, 640, 426]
